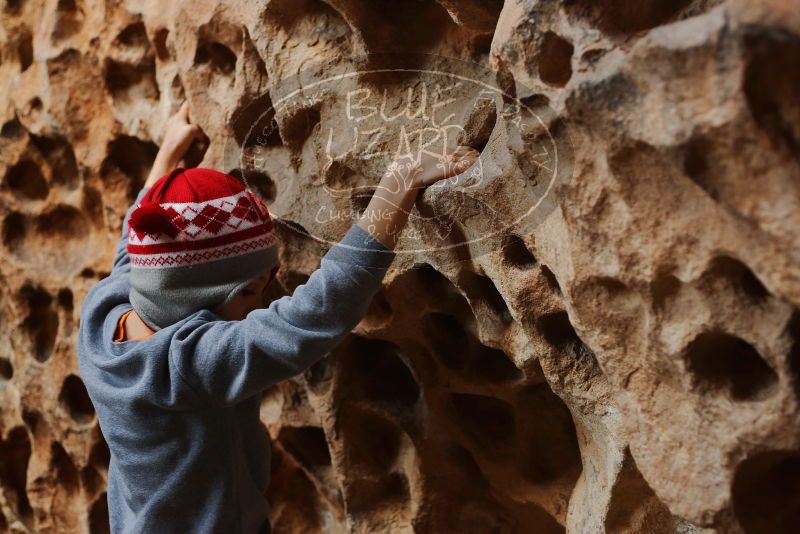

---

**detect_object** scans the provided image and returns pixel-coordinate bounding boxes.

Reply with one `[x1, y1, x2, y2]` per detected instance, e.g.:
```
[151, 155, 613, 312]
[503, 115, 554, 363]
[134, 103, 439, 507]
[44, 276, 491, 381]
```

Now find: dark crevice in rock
[744, 30, 800, 160]
[51, 442, 79, 492]
[88, 492, 110, 534]
[518, 383, 581, 485]
[349, 336, 420, 410]
[732, 450, 800, 533]
[59, 374, 96, 423]
[5, 159, 48, 200]
[195, 40, 237, 76]
[538, 31, 573, 87]
[502, 233, 536, 268]
[0, 427, 33, 527]
[538, 310, 598, 367]
[19, 284, 58, 362]
[459, 271, 513, 325]
[684, 330, 777, 402]
[278, 426, 332, 471]
[451, 393, 515, 449]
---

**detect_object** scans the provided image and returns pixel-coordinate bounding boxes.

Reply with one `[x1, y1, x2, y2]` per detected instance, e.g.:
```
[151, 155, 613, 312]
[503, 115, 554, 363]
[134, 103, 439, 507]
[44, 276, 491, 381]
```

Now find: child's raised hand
[161, 102, 205, 165]
[145, 102, 206, 188]
[388, 145, 481, 191]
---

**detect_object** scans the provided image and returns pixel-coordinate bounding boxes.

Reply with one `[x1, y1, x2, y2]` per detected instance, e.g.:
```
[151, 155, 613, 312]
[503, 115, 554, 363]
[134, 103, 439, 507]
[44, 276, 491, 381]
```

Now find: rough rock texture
[1, 0, 800, 532]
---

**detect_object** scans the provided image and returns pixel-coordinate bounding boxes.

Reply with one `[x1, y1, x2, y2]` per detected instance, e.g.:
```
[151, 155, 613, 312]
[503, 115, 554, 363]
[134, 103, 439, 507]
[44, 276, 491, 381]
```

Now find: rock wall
[1, 0, 799, 532]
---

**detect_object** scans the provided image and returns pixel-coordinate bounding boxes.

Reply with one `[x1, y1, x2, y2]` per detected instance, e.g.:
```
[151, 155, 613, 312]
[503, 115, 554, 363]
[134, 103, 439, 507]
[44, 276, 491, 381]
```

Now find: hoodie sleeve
[167, 222, 396, 408]
[110, 187, 150, 277]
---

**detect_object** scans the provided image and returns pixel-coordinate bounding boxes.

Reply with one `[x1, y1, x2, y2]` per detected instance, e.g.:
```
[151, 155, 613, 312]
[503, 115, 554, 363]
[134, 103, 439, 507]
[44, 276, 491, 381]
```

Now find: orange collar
[114, 310, 154, 342]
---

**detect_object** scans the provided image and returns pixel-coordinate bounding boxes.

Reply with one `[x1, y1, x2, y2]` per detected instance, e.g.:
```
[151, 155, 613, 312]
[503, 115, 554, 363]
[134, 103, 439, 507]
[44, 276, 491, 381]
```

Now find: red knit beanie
[126, 167, 280, 330]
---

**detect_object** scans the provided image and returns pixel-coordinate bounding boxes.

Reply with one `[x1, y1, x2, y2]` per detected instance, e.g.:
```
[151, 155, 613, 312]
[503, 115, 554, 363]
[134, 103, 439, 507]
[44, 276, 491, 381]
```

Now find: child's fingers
[452, 145, 475, 158]
[178, 101, 191, 122]
[457, 151, 478, 168]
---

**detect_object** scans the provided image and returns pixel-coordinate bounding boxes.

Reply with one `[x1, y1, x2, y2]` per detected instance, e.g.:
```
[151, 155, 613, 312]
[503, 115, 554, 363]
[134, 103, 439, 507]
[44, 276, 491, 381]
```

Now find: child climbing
[77, 102, 479, 533]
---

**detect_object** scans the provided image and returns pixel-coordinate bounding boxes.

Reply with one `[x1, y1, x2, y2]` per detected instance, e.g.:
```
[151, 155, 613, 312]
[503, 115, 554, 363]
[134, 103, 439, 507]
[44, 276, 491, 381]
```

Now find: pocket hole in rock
[684, 330, 778, 402]
[101, 136, 158, 193]
[651, 273, 681, 311]
[502, 234, 536, 268]
[540, 265, 562, 295]
[21, 409, 41, 434]
[459, 271, 513, 325]
[0, 357, 12, 380]
[59, 374, 95, 423]
[743, 31, 800, 159]
[304, 355, 333, 395]
[81, 185, 103, 223]
[451, 393, 515, 449]
[424, 312, 470, 370]
[341, 409, 402, 474]
[194, 39, 237, 76]
[28, 97, 42, 112]
[605, 450, 669, 532]
[57, 288, 73, 311]
[31, 134, 79, 189]
[231, 93, 282, 148]
[52, 0, 83, 42]
[278, 426, 332, 472]
[471, 344, 523, 382]
[153, 28, 170, 61]
[412, 263, 468, 309]
[446, 442, 489, 490]
[229, 168, 276, 203]
[35, 204, 89, 238]
[88, 434, 110, 471]
[265, 449, 330, 532]
[279, 106, 321, 151]
[346, 471, 410, 514]
[88, 492, 110, 534]
[704, 256, 770, 303]
[105, 58, 159, 105]
[732, 450, 800, 534]
[539, 310, 577, 345]
[787, 310, 800, 401]
[351, 337, 419, 409]
[4, 0, 23, 15]
[51, 441, 79, 492]
[0, 426, 33, 526]
[17, 29, 33, 72]
[2, 212, 26, 250]
[20, 284, 58, 362]
[362, 290, 392, 329]
[1, 117, 24, 139]
[537, 31, 573, 87]
[519, 383, 581, 484]
[81, 465, 103, 496]
[5, 159, 48, 200]
[114, 22, 148, 48]
[538, 311, 597, 365]
[683, 134, 718, 200]
[567, 0, 693, 35]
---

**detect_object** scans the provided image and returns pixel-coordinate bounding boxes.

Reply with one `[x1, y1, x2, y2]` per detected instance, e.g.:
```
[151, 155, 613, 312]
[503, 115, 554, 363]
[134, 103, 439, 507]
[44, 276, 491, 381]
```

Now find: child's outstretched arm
[169, 147, 480, 408]
[109, 103, 204, 277]
[357, 146, 479, 249]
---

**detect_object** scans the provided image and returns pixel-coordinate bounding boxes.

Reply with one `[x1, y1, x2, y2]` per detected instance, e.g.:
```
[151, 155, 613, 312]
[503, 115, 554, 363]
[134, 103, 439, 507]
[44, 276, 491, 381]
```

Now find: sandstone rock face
[1, 0, 799, 532]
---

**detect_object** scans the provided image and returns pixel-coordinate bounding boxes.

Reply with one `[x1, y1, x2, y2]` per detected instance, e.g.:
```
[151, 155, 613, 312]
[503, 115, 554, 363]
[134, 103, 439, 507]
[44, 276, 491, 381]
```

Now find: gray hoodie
[78, 187, 395, 533]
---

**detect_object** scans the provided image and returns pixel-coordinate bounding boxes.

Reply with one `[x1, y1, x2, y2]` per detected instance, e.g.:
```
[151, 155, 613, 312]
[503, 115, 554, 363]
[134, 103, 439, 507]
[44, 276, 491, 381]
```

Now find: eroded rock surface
[1, 0, 799, 532]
